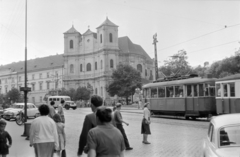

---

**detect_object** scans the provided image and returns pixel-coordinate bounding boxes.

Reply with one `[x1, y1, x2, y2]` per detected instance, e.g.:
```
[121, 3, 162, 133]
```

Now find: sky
[0, 0, 240, 67]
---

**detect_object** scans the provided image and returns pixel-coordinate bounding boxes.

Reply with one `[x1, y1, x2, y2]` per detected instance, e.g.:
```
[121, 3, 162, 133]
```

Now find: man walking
[77, 95, 103, 157]
[114, 103, 133, 150]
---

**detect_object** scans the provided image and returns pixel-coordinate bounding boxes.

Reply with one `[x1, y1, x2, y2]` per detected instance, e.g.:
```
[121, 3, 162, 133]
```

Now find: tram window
[158, 87, 165, 98]
[151, 88, 157, 98]
[187, 85, 192, 97]
[53, 98, 56, 101]
[216, 84, 221, 97]
[229, 83, 235, 97]
[223, 84, 228, 97]
[193, 85, 198, 97]
[175, 86, 183, 97]
[199, 84, 204, 96]
[166, 86, 174, 97]
[209, 86, 215, 96]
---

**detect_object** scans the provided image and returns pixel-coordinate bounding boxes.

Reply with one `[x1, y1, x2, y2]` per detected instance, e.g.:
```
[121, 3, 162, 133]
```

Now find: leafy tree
[74, 86, 90, 101]
[106, 64, 142, 105]
[6, 88, 22, 103]
[0, 94, 5, 104]
[159, 50, 192, 76]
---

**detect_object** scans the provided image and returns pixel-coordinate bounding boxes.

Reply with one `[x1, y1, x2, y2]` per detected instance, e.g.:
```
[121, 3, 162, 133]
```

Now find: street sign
[20, 87, 31, 92]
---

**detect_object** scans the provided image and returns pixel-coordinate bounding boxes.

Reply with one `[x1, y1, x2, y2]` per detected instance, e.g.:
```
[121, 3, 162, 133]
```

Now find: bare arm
[120, 150, 124, 157]
[88, 149, 96, 157]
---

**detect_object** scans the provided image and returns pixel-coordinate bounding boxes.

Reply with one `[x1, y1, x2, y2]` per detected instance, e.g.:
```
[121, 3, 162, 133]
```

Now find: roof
[118, 36, 152, 60]
[143, 77, 216, 88]
[83, 29, 97, 39]
[0, 54, 64, 73]
[64, 26, 80, 34]
[97, 17, 118, 29]
[211, 114, 240, 128]
[217, 74, 240, 82]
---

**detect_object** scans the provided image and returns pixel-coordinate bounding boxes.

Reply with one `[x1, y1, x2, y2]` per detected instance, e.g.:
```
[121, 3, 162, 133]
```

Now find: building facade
[63, 18, 155, 102]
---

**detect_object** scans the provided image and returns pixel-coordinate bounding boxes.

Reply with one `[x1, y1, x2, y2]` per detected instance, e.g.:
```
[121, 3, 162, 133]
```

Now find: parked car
[64, 101, 77, 110]
[3, 103, 40, 120]
[0, 107, 3, 117]
[203, 114, 240, 157]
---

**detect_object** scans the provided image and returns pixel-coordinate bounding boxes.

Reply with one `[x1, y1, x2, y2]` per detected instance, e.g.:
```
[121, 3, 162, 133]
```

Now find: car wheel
[65, 105, 70, 110]
[34, 113, 40, 118]
[73, 107, 76, 110]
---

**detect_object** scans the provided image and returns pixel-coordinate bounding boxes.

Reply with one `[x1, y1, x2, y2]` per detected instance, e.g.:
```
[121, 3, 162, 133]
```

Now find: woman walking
[142, 102, 151, 144]
[87, 106, 125, 157]
[0, 120, 12, 157]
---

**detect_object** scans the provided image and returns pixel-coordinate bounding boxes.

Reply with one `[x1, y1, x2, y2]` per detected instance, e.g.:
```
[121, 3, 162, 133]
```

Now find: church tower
[96, 17, 119, 49]
[63, 25, 81, 54]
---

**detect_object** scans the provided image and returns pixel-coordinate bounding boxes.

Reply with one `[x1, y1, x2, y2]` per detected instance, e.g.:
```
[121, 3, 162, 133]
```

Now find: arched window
[145, 69, 147, 76]
[110, 59, 114, 68]
[80, 64, 82, 72]
[137, 64, 142, 73]
[87, 63, 91, 71]
[100, 34, 102, 43]
[70, 64, 74, 73]
[70, 40, 73, 49]
[95, 88, 98, 94]
[109, 33, 113, 43]
[101, 87, 103, 96]
[95, 62, 97, 70]
[101, 60, 103, 69]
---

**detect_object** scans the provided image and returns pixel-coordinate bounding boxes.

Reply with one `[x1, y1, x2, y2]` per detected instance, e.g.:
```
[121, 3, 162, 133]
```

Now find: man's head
[38, 104, 50, 116]
[116, 103, 122, 110]
[61, 100, 65, 104]
[50, 101, 55, 106]
[90, 95, 103, 112]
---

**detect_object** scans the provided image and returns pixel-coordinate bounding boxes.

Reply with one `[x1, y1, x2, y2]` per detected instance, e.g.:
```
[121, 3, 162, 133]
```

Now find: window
[70, 64, 74, 73]
[229, 83, 235, 97]
[145, 69, 147, 77]
[223, 84, 228, 97]
[158, 87, 165, 98]
[32, 84, 35, 91]
[55, 81, 58, 89]
[110, 59, 114, 68]
[40, 96, 42, 102]
[101, 87, 103, 96]
[39, 83, 43, 90]
[216, 84, 221, 97]
[101, 60, 103, 69]
[109, 33, 113, 42]
[80, 64, 82, 72]
[95, 88, 98, 94]
[137, 64, 142, 73]
[47, 72, 50, 78]
[219, 126, 240, 147]
[175, 86, 183, 97]
[193, 85, 198, 97]
[100, 34, 102, 43]
[19, 76, 21, 82]
[32, 74, 35, 80]
[87, 63, 91, 71]
[208, 123, 214, 143]
[166, 86, 174, 97]
[55, 71, 58, 77]
[47, 82, 50, 90]
[32, 97, 35, 103]
[151, 88, 157, 98]
[39, 73, 42, 79]
[205, 84, 215, 96]
[95, 62, 97, 70]
[187, 85, 192, 97]
[5, 79, 7, 83]
[12, 77, 14, 83]
[199, 84, 204, 96]
[0, 80, 1, 84]
[5, 87, 7, 93]
[70, 40, 73, 49]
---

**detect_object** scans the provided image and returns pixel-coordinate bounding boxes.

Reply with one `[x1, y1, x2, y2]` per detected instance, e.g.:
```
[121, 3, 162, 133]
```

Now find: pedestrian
[53, 114, 66, 157]
[48, 101, 56, 119]
[87, 106, 125, 157]
[0, 120, 12, 157]
[114, 103, 133, 150]
[77, 95, 103, 157]
[57, 100, 65, 123]
[111, 106, 117, 127]
[30, 104, 59, 157]
[142, 102, 151, 144]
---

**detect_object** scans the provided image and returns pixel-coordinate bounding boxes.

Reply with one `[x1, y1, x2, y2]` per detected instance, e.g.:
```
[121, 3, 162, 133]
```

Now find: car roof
[13, 103, 34, 106]
[49, 96, 70, 98]
[65, 101, 74, 102]
[211, 114, 240, 128]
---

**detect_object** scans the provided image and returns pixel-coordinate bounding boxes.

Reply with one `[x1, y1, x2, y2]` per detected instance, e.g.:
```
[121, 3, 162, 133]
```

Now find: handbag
[61, 149, 66, 157]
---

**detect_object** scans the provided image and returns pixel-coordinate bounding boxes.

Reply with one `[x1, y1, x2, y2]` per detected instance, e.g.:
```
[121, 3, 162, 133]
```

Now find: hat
[116, 103, 122, 107]
[0, 120, 7, 126]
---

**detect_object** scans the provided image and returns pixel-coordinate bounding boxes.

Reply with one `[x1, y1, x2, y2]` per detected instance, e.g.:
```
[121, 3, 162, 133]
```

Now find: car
[0, 107, 3, 117]
[64, 101, 77, 110]
[3, 103, 40, 121]
[203, 114, 240, 157]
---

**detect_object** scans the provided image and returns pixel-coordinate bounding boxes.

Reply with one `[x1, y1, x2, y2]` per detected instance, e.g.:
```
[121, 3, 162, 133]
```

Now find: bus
[215, 74, 240, 114]
[47, 96, 71, 108]
[142, 74, 216, 119]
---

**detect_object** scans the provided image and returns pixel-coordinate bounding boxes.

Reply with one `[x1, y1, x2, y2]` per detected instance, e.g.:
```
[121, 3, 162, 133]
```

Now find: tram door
[185, 85, 198, 112]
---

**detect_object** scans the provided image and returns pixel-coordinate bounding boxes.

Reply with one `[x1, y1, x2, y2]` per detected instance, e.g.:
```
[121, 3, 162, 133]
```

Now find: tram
[142, 74, 216, 119]
[215, 74, 240, 114]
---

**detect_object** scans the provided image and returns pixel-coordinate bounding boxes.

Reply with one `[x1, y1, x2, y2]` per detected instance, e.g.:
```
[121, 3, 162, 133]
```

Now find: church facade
[63, 18, 155, 101]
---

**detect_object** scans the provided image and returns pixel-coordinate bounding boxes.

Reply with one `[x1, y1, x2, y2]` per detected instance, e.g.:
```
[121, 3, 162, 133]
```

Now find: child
[0, 120, 12, 157]
[53, 114, 66, 157]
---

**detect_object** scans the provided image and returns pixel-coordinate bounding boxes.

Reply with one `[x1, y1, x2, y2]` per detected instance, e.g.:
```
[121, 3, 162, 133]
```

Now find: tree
[106, 64, 142, 105]
[6, 88, 22, 103]
[74, 86, 90, 101]
[159, 50, 192, 76]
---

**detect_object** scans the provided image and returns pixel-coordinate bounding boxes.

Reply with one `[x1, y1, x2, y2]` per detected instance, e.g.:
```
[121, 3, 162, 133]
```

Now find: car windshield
[11, 105, 24, 109]
[219, 125, 240, 147]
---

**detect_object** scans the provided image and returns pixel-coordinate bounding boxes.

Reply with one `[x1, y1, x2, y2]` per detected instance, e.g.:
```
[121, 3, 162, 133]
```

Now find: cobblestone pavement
[64, 107, 209, 157]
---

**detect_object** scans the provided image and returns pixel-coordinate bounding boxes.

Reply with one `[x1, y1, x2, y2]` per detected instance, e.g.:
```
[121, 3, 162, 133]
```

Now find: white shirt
[30, 116, 59, 149]
[143, 107, 150, 120]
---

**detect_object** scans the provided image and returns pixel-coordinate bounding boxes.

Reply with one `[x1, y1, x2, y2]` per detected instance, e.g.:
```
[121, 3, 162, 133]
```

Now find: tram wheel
[191, 117, 196, 120]
[185, 116, 189, 120]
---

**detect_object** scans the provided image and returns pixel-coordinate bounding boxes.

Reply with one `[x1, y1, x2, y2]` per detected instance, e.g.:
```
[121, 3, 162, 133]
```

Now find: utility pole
[153, 33, 158, 80]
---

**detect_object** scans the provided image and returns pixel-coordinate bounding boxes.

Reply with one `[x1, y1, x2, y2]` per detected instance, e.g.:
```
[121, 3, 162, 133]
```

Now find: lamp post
[153, 33, 158, 80]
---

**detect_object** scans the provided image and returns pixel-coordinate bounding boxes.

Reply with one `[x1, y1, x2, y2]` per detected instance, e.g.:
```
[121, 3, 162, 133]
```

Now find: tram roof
[143, 77, 216, 88]
[216, 73, 240, 82]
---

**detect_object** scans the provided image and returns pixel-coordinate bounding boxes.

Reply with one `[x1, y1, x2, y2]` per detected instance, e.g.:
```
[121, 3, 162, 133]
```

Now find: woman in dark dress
[141, 102, 151, 144]
[0, 120, 12, 157]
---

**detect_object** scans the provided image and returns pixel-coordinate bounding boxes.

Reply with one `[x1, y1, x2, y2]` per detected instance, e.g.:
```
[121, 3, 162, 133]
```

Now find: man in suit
[77, 95, 103, 157]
